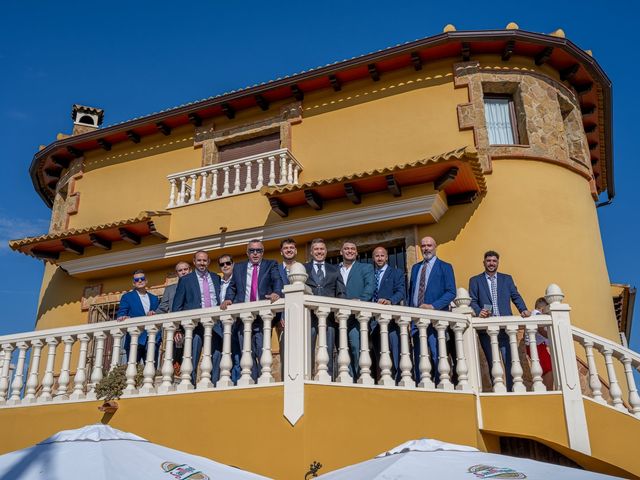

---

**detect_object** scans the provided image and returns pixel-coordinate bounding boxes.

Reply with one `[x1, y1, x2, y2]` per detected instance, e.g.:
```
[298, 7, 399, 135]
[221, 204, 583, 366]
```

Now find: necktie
[490, 275, 500, 316]
[201, 273, 212, 308]
[315, 263, 325, 284]
[250, 264, 259, 302]
[417, 261, 431, 305]
[373, 268, 382, 302]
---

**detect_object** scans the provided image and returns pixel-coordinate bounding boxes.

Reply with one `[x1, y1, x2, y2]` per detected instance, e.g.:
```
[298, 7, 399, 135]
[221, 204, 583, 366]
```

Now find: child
[526, 297, 554, 390]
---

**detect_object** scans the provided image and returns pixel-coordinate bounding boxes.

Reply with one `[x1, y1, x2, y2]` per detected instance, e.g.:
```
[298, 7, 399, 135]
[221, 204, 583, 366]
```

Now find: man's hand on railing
[377, 299, 391, 305]
[520, 310, 531, 317]
[116, 316, 129, 322]
[478, 309, 491, 318]
[220, 300, 232, 310]
[266, 293, 280, 303]
[419, 303, 434, 310]
[146, 311, 155, 316]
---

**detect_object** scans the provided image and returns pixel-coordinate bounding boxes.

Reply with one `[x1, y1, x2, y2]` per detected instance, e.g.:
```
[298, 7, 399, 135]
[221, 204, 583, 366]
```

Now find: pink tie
[201, 273, 212, 308]
[250, 264, 259, 302]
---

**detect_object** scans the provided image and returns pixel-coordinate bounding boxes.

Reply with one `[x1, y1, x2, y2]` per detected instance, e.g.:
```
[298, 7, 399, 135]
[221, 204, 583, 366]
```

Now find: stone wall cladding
[454, 61, 595, 195]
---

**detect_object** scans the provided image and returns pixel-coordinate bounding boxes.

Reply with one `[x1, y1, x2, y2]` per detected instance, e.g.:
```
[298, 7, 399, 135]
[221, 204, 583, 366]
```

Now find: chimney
[71, 104, 104, 136]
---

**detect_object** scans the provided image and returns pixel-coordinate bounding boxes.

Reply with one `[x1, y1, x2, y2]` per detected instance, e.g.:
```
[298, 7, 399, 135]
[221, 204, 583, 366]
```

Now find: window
[217, 132, 280, 163]
[484, 95, 519, 145]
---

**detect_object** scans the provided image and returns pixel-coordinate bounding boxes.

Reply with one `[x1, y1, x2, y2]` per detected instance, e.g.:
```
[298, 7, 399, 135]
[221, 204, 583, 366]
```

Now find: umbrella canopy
[317, 439, 621, 479]
[0, 424, 271, 480]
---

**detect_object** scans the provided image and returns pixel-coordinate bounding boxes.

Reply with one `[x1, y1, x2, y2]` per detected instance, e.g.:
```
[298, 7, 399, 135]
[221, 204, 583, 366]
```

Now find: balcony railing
[166, 148, 302, 208]
[0, 271, 638, 445]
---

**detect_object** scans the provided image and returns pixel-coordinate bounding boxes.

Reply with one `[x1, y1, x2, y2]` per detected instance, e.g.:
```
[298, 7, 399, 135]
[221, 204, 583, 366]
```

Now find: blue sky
[0, 1, 637, 354]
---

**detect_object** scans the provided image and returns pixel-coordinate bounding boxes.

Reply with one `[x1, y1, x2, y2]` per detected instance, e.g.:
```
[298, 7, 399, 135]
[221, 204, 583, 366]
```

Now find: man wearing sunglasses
[221, 239, 283, 382]
[117, 270, 161, 365]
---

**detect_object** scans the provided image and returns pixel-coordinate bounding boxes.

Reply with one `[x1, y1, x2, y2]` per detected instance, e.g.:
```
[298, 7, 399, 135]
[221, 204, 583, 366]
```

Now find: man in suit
[172, 250, 222, 385]
[408, 236, 456, 384]
[370, 246, 406, 382]
[221, 239, 283, 382]
[339, 241, 375, 379]
[156, 261, 191, 371]
[469, 250, 530, 391]
[305, 238, 346, 377]
[117, 269, 161, 365]
[277, 238, 298, 379]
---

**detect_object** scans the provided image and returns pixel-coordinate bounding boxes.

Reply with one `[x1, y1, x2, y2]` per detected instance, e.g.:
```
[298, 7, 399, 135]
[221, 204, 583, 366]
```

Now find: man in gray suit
[339, 241, 375, 379]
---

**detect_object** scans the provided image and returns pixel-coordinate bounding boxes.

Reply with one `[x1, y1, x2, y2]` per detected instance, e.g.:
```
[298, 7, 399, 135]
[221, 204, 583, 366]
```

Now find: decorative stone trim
[50, 158, 84, 233]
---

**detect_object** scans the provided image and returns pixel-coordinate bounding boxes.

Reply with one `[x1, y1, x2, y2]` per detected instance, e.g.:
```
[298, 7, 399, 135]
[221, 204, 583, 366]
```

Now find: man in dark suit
[305, 238, 346, 377]
[469, 250, 530, 391]
[339, 241, 375, 379]
[370, 246, 406, 382]
[277, 238, 298, 379]
[117, 269, 161, 365]
[221, 239, 283, 382]
[408, 236, 456, 384]
[172, 250, 222, 385]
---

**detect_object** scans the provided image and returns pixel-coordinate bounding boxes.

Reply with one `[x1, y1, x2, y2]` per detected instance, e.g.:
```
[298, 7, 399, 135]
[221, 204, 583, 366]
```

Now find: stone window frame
[482, 88, 529, 146]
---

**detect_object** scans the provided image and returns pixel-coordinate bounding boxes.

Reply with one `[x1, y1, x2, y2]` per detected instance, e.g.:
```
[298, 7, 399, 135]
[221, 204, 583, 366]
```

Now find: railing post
[377, 313, 395, 386]
[357, 310, 374, 385]
[168, 178, 177, 208]
[0, 343, 13, 404]
[177, 320, 195, 392]
[70, 334, 90, 400]
[506, 325, 525, 392]
[110, 328, 124, 371]
[397, 316, 415, 388]
[23, 339, 43, 404]
[435, 320, 453, 390]
[55, 335, 74, 401]
[546, 284, 591, 455]
[335, 309, 353, 384]
[416, 319, 434, 389]
[124, 327, 141, 395]
[7, 342, 28, 404]
[159, 323, 176, 393]
[258, 310, 275, 384]
[86, 332, 106, 400]
[619, 353, 640, 418]
[452, 288, 480, 393]
[140, 325, 159, 394]
[39, 337, 58, 402]
[197, 318, 215, 389]
[283, 263, 308, 425]
[218, 315, 234, 388]
[313, 307, 331, 383]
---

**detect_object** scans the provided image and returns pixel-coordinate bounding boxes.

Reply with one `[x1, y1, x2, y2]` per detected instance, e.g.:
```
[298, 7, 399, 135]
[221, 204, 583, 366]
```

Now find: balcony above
[166, 148, 302, 209]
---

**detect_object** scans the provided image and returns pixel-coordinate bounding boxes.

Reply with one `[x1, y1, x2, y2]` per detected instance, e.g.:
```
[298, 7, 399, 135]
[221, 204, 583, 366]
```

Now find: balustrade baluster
[200, 171, 208, 201]
[40, 337, 58, 402]
[177, 320, 195, 391]
[397, 316, 414, 387]
[124, 328, 141, 394]
[268, 156, 276, 186]
[168, 178, 177, 208]
[140, 325, 158, 394]
[417, 320, 434, 388]
[582, 340, 604, 402]
[601, 347, 625, 411]
[377, 314, 394, 386]
[286, 159, 293, 184]
[525, 325, 545, 392]
[233, 164, 241, 194]
[487, 327, 506, 392]
[278, 154, 287, 184]
[435, 321, 453, 390]
[244, 162, 253, 192]
[453, 322, 470, 391]
[188, 174, 197, 203]
[293, 165, 300, 184]
[55, 335, 74, 400]
[70, 334, 90, 400]
[357, 311, 374, 385]
[0, 344, 13, 404]
[222, 167, 230, 195]
[158, 323, 176, 393]
[258, 310, 275, 384]
[110, 328, 124, 371]
[217, 315, 234, 387]
[314, 308, 331, 383]
[621, 354, 640, 417]
[8, 342, 28, 404]
[197, 318, 215, 389]
[178, 176, 187, 205]
[506, 325, 525, 392]
[86, 332, 106, 400]
[336, 310, 352, 383]
[23, 339, 43, 403]
[238, 313, 255, 386]
[256, 159, 264, 188]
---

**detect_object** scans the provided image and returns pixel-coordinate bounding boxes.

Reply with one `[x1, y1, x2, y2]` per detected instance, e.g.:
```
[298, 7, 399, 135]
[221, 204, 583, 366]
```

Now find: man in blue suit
[276, 238, 298, 380]
[468, 250, 530, 391]
[221, 239, 283, 382]
[172, 250, 222, 385]
[370, 246, 406, 382]
[339, 241, 375, 379]
[117, 270, 161, 365]
[408, 236, 456, 384]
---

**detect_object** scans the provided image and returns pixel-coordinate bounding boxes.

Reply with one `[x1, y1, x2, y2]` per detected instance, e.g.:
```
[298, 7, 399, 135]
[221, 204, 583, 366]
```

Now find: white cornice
[59, 193, 447, 275]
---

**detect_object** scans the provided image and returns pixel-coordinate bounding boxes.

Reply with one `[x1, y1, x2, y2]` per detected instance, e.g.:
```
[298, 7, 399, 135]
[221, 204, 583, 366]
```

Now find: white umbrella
[0, 424, 271, 480]
[316, 439, 621, 479]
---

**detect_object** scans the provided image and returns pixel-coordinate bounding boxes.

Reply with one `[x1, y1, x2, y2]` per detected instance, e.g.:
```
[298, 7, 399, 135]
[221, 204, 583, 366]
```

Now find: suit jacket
[225, 259, 283, 303]
[342, 261, 375, 301]
[375, 265, 406, 305]
[172, 271, 222, 311]
[156, 282, 177, 314]
[305, 262, 346, 298]
[116, 290, 160, 346]
[468, 272, 527, 316]
[278, 262, 290, 287]
[408, 258, 456, 311]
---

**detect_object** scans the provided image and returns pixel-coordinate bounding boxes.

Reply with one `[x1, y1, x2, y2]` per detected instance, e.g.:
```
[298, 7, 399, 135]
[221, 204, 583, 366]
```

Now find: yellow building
[1, 25, 639, 479]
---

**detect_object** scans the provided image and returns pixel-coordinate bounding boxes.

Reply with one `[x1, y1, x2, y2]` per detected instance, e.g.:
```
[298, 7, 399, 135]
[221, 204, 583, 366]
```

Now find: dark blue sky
[0, 1, 637, 353]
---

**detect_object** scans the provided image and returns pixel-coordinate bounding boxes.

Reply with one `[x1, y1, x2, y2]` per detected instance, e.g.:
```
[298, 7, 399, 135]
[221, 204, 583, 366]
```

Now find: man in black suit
[221, 239, 283, 382]
[305, 238, 346, 377]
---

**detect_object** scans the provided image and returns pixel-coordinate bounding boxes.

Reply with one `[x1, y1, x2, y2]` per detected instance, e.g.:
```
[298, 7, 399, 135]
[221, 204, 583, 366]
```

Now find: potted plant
[94, 364, 143, 413]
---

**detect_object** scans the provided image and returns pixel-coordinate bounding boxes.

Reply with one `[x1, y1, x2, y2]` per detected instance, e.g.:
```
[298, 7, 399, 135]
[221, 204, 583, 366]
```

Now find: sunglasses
[133, 276, 146, 282]
[248, 248, 264, 254]
[219, 261, 233, 267]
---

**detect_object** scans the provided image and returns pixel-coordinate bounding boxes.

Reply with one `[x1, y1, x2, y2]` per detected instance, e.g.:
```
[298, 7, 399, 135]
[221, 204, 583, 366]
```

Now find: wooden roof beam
[447, 191, 478, 205]
[434, 167, 459, 191]
[188, 113, 202, 127]
[61, 239, 84, 255]
[574, 82, 593, 96]
[156, 122, 171, 136]
[461, 42, 471, 61]
[581, 105, 596, 116]
[221, 103, 236, 119]
[534, 46, 553, 65]
[119, 228, 141, 245]
[255, 94, 270, 111]
[385, 174, 401, 197]
[329, 75, 342, 92]
[97, 138, 112, 151]
[291, 85, 304, 101]
[502, 40, 515, 61]
[50, 155, 71, 169]
[67, 146, 83, 158]
[368, 63, 380, 81]
[269, 197, 288, 217]
[31, 249, 59, 260]
[344, 183, 361, 204]
[126, 130, 141, 144]
[411, 52, 423, 71]
[584, 124, 597, 134]
[560, 63, 580, 81]
[89, 233, 112, 250]
[304, 190, 323, 210]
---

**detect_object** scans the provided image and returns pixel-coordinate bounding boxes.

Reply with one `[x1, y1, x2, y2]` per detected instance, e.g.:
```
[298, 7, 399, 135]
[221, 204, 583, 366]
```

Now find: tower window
[484, 95, 519, 145]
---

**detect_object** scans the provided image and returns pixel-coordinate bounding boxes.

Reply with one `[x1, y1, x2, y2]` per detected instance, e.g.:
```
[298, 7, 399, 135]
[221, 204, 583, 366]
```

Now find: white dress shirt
[339, 263, 353, 286]
[220, 276, 232, 302]
[137, 291, 151, 314]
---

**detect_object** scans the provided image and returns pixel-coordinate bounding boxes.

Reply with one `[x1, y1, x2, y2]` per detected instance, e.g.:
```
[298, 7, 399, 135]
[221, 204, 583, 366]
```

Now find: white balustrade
[55, 336, 74, 401]
[0, 344, 12, 404]
[124, 328, 141, 395]
[357, 311, 374, 385]
[24, 339, 43, 404]
[110, 329, 124, 372]
[166, 149, 303, 208]
[435, 320, 453, 390]
[238, 313, 255, 386]
[40, 337, 58, 402]
[377, 314, 394, 386]
[159, 322, 176, 393]
[87, 332, 106, 400]
[526, 324, 546, 392]
[335, 310, 352, 383]
[397, 316, 414, 387]
[258, 310, 275, 384]
[197, 318, 215, 389]
[177, 320, 195, 392]
[140, 325, 158, 394]
[70, 334, 90, 400]
[453, 322, 470, 391]
[218, 315, 234, 388]
[507, 325, 525, 392]
[7, 342, 27, 405]
[313, 307, 331, 383]
[416, 320, 433, 389]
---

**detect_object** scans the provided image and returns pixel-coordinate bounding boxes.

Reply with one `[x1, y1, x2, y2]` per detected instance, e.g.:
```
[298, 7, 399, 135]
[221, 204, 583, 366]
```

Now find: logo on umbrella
[162, 461, 211, 479]
[468, 464, 527, 478]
